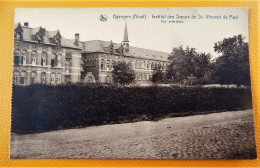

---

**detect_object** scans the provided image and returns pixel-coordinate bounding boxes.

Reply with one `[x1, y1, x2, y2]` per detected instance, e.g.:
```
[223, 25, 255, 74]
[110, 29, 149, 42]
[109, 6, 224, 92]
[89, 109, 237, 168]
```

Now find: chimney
[75, 33, 79, 42]
[24, 22, 29, 27]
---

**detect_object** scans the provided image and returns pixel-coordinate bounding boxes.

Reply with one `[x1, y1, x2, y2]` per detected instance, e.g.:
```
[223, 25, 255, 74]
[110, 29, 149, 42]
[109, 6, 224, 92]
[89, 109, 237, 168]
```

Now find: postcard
[10, 7, 257, 159]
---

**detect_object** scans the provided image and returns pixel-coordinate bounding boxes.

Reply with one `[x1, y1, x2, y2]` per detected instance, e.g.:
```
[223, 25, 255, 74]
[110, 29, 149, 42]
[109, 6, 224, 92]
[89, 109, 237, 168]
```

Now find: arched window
[31, 52, 37, 66]
[14, 33, 22, 42]
[50, 73, 56, 84]
[138, 73, 142, 81]
[14, 50, 20, 65]
[56, 74, 61, 84]
[13, 71, 19, 84]
[31, 72, 36, 84]
[41, 52, 47, 66]
[41, 73, 46, 84]
[143, 73, 146, 80]
[20, 71, 26, 85]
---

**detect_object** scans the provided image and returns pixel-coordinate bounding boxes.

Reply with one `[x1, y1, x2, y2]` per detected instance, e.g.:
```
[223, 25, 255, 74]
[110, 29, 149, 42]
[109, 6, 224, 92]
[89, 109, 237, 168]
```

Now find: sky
[15, 8, 248, 58]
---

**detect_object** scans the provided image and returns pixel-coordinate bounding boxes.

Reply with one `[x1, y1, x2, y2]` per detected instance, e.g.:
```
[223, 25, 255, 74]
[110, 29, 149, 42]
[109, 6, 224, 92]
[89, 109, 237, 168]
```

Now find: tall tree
[166, 46, 212, 85]
[213, 35, 250, 86]
[112, 62, 135, 85]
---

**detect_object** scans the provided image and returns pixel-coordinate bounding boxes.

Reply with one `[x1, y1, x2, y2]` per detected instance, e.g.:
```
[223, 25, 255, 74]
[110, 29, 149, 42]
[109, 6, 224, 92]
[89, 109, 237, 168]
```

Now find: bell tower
[122, 23, 129, 52]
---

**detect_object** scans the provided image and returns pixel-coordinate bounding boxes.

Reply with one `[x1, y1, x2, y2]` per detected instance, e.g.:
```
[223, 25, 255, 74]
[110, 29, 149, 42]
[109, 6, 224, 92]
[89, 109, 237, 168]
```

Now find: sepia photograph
[10, 7, 257, 159]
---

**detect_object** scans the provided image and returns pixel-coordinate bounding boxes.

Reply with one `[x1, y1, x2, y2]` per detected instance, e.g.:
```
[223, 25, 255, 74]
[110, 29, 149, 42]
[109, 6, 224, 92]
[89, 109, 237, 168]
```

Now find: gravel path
[10, 109, 257, 159]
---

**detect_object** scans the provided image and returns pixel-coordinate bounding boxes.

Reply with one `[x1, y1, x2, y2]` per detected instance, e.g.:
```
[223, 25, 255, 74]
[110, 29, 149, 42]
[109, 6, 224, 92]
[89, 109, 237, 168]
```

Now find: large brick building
[13, 22, 170, 85]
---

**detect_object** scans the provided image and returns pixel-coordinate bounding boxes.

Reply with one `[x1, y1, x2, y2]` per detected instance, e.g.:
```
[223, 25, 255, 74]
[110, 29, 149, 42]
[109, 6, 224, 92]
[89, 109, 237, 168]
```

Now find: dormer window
[14, 33, 22, 42]
[52, 31, 61, 49]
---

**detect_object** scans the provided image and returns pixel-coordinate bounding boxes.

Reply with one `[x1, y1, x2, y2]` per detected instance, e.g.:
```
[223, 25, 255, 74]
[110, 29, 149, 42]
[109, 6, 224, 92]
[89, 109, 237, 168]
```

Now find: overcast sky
[15, 8, 248, 58]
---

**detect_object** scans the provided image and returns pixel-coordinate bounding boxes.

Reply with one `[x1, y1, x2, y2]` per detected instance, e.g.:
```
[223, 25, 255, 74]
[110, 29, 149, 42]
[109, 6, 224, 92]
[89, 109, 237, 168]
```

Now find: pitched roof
[14, 23, 83, 49]
[83, 40, 170, 61]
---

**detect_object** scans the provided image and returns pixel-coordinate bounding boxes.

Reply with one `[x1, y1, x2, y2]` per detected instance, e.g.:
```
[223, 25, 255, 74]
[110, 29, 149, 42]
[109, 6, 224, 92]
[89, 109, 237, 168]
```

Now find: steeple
[122, 23, 129, 52]
[123, 22, 129, 42]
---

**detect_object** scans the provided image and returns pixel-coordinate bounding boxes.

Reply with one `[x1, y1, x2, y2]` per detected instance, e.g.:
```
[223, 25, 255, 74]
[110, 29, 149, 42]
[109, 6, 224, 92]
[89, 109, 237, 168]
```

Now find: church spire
[122, 23, 130, 52]
[123, 22, 129, 42]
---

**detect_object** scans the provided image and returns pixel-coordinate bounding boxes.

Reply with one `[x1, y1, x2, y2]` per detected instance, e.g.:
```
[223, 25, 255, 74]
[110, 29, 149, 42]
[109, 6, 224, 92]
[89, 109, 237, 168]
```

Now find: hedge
[11, 84, 252, 133]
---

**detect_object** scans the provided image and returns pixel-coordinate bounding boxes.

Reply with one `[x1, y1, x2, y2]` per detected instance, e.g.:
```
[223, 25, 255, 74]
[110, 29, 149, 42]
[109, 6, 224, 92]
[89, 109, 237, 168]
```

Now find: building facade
[13, 22, 170, 85]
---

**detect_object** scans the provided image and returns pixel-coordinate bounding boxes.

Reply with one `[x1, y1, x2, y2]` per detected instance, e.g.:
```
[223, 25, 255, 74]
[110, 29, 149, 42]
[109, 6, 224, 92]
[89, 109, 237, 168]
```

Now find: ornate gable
[108, 41, 114, 54]
[32, 26, 46, 44]
[114, 43, 124, 56]
[14, 23, 23, 41]
[51, 30, 61, 50]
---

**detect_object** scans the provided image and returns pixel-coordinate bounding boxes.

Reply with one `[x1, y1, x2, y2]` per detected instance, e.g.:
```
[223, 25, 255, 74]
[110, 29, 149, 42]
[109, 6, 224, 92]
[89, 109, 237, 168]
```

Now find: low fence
[11, 84, 252, 133]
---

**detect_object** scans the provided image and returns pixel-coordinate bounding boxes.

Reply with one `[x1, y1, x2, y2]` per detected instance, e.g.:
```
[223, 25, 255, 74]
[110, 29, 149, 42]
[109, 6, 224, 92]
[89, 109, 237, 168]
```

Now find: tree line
[113, 35, 251, 87]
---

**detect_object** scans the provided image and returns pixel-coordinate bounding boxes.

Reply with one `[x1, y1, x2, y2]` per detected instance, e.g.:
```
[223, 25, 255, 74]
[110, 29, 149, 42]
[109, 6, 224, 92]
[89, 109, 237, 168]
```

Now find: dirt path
[10, 109, 257, 159]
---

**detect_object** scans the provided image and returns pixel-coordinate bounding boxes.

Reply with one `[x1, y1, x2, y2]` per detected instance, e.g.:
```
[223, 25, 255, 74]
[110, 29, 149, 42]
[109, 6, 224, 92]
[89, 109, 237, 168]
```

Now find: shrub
[11, 84, 252, 133]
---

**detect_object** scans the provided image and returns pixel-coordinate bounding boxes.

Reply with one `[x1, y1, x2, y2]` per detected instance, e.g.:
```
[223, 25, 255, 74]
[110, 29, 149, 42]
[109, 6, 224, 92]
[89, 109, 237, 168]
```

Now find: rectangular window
[41, 58, 46, 66]
[57, 77, 61, 84]
[14, 56, 19, 65]
[107, 61, 110, 70]
[41, 77, 46, 84]
[32, 57, 37, 66]
[23, 56, 26, 65]
[13, 76, 18, 84]
[51, 77, 55, 84]
[21, 57, 23, 65]
[51, 59, 55, 67]
[50, 74, 55, 84]
[57, 55, 61, 67]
